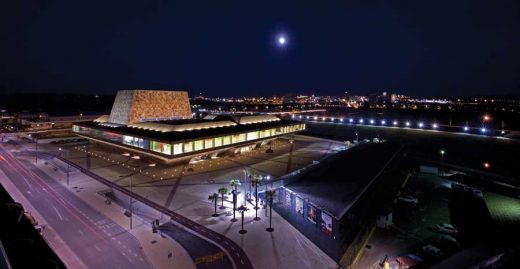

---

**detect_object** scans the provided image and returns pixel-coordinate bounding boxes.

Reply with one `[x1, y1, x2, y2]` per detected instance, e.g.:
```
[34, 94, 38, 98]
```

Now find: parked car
[398, 195, 419, 206]
[451, 182, 466, 191]
[433, 223, 458, 235]
[471, 188, 484, 199]
[422, 244, 443, 258]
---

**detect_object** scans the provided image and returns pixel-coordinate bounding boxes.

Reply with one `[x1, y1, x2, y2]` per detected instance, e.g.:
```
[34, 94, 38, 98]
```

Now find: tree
[251, 175, 262, 221]
[229, 179, 241, 222]
[229, 179, 241, 193]
[237, 205, 248, 234]
[231, 189, 238, 222]
[265, 189, 276, 232]
[218, 187, 228, 209]
[208, 193, 219, 217]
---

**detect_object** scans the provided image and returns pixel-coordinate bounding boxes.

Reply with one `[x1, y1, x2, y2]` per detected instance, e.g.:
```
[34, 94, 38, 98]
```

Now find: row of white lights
[291, 114, 502, 134]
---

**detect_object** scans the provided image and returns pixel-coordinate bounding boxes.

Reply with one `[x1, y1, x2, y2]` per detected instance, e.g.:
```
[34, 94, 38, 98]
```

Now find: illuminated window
[223, 136, 231, 145]
[183, 142, 193, 153]
[204, 139, 213, 149]
[247, 131, 259, 141]
[214, 137, 223, 147]
[173, 143, 183, 155]
[232, 133, 246, 143]
[194, 140, 204, 151]
[150, 141, 171, 155]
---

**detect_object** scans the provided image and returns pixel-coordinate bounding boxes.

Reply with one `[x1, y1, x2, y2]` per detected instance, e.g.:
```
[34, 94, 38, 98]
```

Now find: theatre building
[72, 90, 305, 163]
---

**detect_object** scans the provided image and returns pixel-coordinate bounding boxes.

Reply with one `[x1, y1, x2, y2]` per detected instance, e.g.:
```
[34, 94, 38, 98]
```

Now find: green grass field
[485, 193, 520, 227]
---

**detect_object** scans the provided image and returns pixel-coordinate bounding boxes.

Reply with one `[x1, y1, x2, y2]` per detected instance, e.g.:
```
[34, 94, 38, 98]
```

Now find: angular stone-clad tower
[108, 90, 192, 125]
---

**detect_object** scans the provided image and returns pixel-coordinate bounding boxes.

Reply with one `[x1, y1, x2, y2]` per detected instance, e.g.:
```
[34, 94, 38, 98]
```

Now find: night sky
[1, 1, 519, 97]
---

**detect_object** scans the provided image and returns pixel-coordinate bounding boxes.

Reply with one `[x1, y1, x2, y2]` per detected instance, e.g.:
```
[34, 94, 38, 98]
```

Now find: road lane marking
[52, 206, 63, 221]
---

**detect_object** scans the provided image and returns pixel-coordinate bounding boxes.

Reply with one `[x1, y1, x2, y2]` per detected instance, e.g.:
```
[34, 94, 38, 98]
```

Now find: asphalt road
[0, 145, 153, 269]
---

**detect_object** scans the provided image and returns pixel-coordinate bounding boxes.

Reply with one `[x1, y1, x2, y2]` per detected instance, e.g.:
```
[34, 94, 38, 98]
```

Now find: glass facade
[150, 141, 171, 155]
[73, 123, 305, 156]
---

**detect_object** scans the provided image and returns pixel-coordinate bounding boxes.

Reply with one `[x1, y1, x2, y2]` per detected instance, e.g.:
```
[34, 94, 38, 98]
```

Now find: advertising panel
[285, 191, 291, 207]
[307, 205, 317, 224]
[295, 197, 304, 216]
[321, 212, 333, 236]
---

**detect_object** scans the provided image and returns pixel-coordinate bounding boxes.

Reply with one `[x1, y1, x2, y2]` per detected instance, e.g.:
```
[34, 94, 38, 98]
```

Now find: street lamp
[58, 148, 70, 186]
[440, 149, 446, 175]
[483, 162, 491, 169]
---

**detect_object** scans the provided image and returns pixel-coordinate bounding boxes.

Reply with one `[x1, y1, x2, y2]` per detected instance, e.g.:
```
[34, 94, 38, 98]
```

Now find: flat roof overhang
[73, 119, 303, 145]
[74, 131, 300, 163]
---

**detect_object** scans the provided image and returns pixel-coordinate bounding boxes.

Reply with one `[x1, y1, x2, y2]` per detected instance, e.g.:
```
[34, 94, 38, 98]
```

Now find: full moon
[278, 36, 287, 45]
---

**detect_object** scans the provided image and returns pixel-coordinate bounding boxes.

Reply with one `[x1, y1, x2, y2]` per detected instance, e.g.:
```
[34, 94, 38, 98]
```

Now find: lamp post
[129, 175, 133, 230]
[58, 148, 70, 186]
[440, 149, 445, 176]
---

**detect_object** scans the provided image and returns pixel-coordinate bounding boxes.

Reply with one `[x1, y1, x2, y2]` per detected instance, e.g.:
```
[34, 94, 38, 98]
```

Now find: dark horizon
[2, 1, 520, 97]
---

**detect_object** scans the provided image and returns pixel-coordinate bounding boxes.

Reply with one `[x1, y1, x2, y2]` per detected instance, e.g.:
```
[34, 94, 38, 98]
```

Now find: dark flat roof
[74, 119, 302, 143]
[285, 142, 401, 219]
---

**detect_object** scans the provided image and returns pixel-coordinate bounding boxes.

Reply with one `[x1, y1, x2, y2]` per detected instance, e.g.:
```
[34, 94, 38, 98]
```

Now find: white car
[422, 244, 443, 257]
[471, 189, 484, 199]
[398, 195, 419, 205]
[451, 182, 466, 191]
[434, 223, 458, 235]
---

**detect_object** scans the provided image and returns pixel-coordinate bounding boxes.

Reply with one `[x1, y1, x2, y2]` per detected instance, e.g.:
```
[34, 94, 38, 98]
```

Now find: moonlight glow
[277, 36, 287, 46]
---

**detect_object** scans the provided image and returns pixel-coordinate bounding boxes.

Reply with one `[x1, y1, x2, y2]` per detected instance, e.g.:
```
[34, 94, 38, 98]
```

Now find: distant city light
[314, 116, 318, 120]
[359, 119, 364, 124]
[393, 121, 398, 126]
[405, 121, 411, 127]
[483, 162, 491, 169]
[330, 117, 335, 121]
[432, 123, 438, 129]
[418, 122, 424, 128]
[501, 130, 505, 134]
[340, 118, 344, 122]
[322, 117, 326, 121]
[369, 119, 375, 124]
[481, 127, 487, 133]
[349, 118, 354, 123]
[306, 116, 310, 119]
[483, 115, 491, 121]
[464, 126, 469, 131]
[381, 120, 386, 125]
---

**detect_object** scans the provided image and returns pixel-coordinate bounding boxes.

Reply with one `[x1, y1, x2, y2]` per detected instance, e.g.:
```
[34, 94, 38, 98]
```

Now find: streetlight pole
[440, 149, 445, 175]
[243, 169, 247, 206]
[130, 176, 133, 230]
[35, 139, 38, 164]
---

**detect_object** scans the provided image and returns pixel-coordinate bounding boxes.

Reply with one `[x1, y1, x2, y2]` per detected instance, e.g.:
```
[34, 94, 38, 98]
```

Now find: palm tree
[237, 205, 248, 234]
[230, 179, 241, 193]
[208, 193, 219, 217]
[229, 179, 241, 222]
[251, 175, 262, 221]
[265, 189, 276, 232]
[218, 187, 228, 209]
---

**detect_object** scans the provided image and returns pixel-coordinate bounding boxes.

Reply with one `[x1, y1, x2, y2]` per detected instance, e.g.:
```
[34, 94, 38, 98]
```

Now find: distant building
[73, 90, 305, 163]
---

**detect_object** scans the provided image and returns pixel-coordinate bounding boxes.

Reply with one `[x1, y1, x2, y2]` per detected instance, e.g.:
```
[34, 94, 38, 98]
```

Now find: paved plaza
[10, 134, 342, 269]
